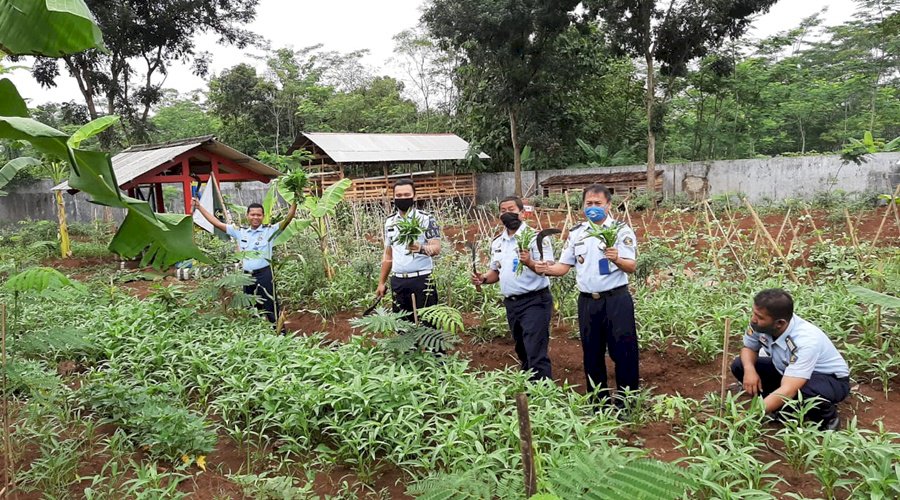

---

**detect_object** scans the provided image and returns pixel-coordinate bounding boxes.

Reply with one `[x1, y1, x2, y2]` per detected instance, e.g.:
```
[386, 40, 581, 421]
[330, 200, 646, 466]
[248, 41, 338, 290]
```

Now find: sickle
[362, 295, 383, 316]
[536, 228, 562, 260]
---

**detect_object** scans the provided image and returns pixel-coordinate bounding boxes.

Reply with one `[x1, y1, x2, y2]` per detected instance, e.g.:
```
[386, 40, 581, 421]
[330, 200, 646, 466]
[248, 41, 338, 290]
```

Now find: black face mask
[500, 212, 522, 231]
[394, 198, 415, 212]
[751, 322, 777, 336]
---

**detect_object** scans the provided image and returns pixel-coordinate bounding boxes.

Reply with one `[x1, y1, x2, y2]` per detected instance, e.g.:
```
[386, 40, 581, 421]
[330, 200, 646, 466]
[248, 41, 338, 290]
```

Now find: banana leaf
[271, 219, 312, 246]
[847, 285, 900, 310]
[68, 115, 119, 148]
[0, 78, 208, 269]
[0, 156, 40, 195]
[305, 178, 352, 218]
[0, 0, 105, 57]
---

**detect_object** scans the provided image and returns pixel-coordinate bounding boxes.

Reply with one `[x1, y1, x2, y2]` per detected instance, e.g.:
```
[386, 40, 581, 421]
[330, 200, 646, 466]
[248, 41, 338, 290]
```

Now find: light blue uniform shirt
[225, 224, 279, 272]
[489, 224, 554, 298]
[743, 314, 850, 379]
[560, 218, 637, 293]
[384, 209, 441, 275]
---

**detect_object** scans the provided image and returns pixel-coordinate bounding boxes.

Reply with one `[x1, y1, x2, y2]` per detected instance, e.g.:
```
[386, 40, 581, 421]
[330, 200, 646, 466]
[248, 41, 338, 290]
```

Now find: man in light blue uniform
[194, 200, 296, 324]
[732, 288, 850, 430]
[538, 184, 639, 405]
[472, 196, 555, 381]
[376, 179, 442, 319]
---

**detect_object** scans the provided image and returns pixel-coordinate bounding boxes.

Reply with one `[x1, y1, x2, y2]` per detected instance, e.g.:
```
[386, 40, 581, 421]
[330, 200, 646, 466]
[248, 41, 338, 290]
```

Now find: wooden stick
[775, 207, 792, 243]
[702, 203, 720, 269]
[871, 184, 900, 246]
[743, 198, 800, 283]
[411, 293, 419, 326]
[843, 207, 860, 249]
[803, 206, 825, 245]
[1, 303, 10, 494]
[720, 318, 732, 402]
[705, 201, 748, 278]
[875, 305, 883, 349]
[515, 393, 537, 498]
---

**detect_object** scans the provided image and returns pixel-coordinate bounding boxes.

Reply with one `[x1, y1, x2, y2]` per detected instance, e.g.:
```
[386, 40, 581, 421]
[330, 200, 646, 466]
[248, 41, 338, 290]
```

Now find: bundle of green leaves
[587, 222, 620, 248]
[395, 216, 426, 254]
[515, 226, 536, 275]
[281, 170, 309, 200]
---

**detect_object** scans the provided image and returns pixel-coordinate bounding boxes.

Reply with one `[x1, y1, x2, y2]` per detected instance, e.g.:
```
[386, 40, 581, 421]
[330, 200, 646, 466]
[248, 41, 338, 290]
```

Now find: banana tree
[273, 178, 352, 279]
[0, 156, 40, 195]
[0, 1, 208, 269]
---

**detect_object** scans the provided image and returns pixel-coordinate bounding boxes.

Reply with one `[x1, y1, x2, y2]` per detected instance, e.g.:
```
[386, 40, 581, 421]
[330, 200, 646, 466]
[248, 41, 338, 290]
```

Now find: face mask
[500, 212, 522, 231]
[751, 322, 777, 336]
[394, 198, 415, 212]
[584, 206, 606, 223]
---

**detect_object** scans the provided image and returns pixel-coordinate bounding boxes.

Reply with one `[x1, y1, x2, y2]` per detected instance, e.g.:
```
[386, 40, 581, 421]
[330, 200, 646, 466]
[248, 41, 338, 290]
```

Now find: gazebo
[53, 135, 281, 214]
[288, 132, 489, 201]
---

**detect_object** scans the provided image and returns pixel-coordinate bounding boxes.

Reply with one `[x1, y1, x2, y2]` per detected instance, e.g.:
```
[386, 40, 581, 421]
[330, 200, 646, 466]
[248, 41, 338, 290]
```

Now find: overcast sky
[7, 0, 859, 107]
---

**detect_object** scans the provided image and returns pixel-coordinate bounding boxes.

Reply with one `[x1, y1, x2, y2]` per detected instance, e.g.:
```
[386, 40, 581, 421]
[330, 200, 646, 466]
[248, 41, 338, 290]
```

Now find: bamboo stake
[803, 206, 825, 245]
[702, 203, 720, 270]
[876, 305, 883, 349]
[871, 184, 900, 246]
[705, 201, 748, 278]
[2, 304, 10, 495]
[843, 207, 860, 249]
[774, 207, 792, 244]
[411, 293, 419, 326]
[515, 393, 537, 498]
[720, 318, 732, 402]
[743, 198, 800, 283]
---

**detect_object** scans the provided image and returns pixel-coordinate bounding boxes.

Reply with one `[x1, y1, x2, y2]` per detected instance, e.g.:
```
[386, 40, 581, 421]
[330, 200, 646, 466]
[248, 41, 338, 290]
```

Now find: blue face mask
[584, 206, 606, 223]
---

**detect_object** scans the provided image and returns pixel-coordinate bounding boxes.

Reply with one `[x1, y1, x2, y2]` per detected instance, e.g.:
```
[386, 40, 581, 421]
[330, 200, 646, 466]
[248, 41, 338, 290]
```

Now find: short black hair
[499, 196, 524, 210]
[247, 203, 264, 213]
[753, 289, 794, 321]
[583, 184, 612, 204]
[393, 178, 416, 194]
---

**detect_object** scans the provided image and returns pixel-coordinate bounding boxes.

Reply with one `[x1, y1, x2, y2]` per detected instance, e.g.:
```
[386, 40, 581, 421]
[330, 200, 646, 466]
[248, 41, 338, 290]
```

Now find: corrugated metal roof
[298, 132, 490, 163]
[53, 136, 281, 191]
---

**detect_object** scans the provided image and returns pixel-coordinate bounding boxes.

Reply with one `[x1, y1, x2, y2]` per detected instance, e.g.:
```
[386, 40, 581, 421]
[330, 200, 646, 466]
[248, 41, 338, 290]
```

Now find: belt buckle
[591, 292, 601, 299]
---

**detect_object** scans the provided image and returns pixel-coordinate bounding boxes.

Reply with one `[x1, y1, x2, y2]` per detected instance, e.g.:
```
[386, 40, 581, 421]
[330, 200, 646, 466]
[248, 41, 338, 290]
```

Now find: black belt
[248, 266, 270, 276]
[580, 285, 629, 300]
[505, 287, 549, 302]
[833, 374, 850, 382]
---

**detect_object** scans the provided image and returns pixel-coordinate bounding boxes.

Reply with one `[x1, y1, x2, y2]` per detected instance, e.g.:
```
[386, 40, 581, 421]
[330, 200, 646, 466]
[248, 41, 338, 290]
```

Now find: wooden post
[2, 303, 11, 494]
[411, 293, 419, 326]
[743, 198, 800, 283]
[515, 393, 537, 498]
[872, 184, 900, 246]
[704, 201, 748, 279]
[720, 318, 732, 402]
[154, 184, 165, 213]
[875, 305, 883, 349]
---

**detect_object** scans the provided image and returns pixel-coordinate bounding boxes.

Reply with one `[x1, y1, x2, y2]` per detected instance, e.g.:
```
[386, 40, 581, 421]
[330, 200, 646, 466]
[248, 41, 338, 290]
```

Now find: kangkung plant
[394, 214, 427, 254]
[515, 225, 536, 275]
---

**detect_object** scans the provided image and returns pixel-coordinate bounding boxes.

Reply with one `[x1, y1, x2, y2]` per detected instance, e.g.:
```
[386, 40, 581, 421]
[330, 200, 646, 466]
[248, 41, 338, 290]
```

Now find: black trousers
[578, 290, 640, 400]
[390, 274, 438, 324]
[503, 288, 553, 381]
[731, 356, 850, 426]
[245, 266, 277, 323]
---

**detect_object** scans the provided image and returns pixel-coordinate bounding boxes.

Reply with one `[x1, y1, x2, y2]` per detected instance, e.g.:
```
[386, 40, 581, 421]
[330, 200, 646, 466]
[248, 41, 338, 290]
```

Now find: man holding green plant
[731, 289, 850, 430]
[537, 184, 638, 406]
[471, 196, 555, 381]
[194, 197, 297, 323]
[377, 179, 442, 318]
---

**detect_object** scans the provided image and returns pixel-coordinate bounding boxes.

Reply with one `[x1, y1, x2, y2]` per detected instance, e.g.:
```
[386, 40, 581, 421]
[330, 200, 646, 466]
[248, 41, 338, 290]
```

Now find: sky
[6, 0, 859, 107]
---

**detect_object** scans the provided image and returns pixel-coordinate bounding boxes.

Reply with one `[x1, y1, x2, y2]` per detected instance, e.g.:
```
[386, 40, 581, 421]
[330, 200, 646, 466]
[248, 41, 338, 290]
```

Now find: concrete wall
[3, 153, 899, 224]
[476, 152, 900, 204]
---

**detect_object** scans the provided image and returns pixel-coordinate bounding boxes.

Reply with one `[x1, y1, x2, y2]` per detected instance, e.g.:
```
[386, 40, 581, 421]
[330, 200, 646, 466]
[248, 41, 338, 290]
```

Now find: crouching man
[732, 288, 850, 430]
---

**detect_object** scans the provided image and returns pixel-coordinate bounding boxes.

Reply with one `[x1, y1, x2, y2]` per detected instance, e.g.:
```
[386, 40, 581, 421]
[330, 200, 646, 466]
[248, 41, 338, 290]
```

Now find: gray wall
[476, 152, 900, 204]
[3, 153, 899, 224]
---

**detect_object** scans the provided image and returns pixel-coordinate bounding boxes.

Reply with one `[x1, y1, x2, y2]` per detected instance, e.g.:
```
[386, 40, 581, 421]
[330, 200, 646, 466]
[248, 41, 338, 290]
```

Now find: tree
[584, 0, 779, 192]
[151, 90, 221, 143]
[391, 27, 460, 126]
[30, 0, 259, 145]
[423, 0, 581, 196]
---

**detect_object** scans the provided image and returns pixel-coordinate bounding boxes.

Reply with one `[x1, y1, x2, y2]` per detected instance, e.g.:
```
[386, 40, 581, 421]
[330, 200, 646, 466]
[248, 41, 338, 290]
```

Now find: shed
[53, 135, 281, 214]
[540, 170, 664, 198]
[287, 132, 489, 201]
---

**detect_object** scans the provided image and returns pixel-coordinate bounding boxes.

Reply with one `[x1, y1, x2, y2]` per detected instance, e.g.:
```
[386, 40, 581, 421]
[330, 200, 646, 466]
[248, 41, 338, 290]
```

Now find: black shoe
[823, 415, 841, 431]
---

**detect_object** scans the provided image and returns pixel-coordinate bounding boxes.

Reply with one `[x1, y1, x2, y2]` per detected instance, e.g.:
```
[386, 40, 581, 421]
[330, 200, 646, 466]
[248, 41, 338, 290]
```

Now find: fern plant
[3, 266, 80, 293]
[545, 451, 697, 500]
[382, 324, 460, 354]
[350, 308, 461, 354]
[418, 304, 464, 334]
[350, 307, 408, 334]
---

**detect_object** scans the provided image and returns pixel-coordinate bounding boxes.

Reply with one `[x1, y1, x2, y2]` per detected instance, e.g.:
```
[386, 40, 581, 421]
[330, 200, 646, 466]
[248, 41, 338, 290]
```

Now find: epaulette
[570, 222, 584, 231]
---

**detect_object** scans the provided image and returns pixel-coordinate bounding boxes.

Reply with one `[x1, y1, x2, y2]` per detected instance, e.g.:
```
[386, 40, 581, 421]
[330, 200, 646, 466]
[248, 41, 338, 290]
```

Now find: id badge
[599, 258, 611, 275]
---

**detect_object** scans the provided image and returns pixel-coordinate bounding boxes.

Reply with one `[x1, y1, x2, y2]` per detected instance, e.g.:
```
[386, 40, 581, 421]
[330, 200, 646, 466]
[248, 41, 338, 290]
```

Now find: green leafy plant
[586, 222, 620, 248]
[0, 156, 41, 195]
[3, 266, 79, 293]
[395, 214, 427, 254]
[418, 304, 464, 334]
[515, 225, 536, 275]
